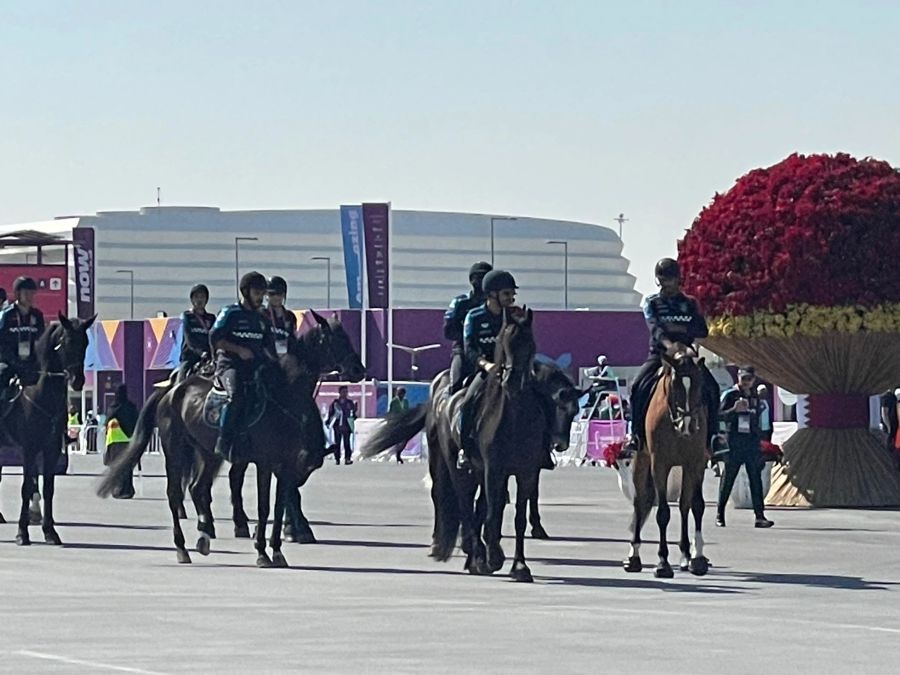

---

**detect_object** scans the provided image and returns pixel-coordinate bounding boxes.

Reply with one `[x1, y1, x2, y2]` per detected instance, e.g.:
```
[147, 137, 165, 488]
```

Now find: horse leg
[41, 447, 62, 545]
[270, 477, 289, 568]
[230, 460, 251, 538]
[165, 448, 191, 563]
[190, 453, 216, 556]
[529, 471, 549, 539]
[16, 449, 36, 546]
[510, 473, 536, 582]
[624, 454, 652, 572]
[483, 462, 508, 573]
[678, 471, 694, 571]
[290, 489, 316, 544]
[255, 465, 274, 567]
[653, 463, 674, 578]
[688, 471, 710, 576]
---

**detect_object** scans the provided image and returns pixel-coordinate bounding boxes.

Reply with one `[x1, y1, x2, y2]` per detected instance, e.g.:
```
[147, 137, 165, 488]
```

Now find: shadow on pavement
[725, 571, 899, 591]
[62, 542, 245, 555]
[315, 538, 428, 550]
[56, 521, 169, 531]
[538, 574, 744, 593]
[310, 520, 420, 529]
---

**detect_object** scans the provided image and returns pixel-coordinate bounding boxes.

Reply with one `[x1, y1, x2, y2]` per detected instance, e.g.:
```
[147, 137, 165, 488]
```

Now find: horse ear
[58, 312, 74, 331]
[83, 314, 98, 330]
[525, 308, 533, 326]
[309, 309, 330, 331]
[331, 312, 341, 326]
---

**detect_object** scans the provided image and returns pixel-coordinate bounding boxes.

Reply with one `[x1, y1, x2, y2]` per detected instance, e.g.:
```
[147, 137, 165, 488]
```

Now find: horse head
[534, 361, 587, 453]
[495, 306, 536, 392]
[55, 313, 97, 392]
[661, 343, 705, 437]
[297, 310, 366, 383]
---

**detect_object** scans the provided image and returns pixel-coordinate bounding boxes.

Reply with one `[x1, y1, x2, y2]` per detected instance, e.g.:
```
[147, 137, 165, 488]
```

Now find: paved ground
[1, 453, 899, 674]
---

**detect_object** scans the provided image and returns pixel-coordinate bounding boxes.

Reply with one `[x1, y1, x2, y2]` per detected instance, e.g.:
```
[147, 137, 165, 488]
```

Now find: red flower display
[678, 153, 900, 316]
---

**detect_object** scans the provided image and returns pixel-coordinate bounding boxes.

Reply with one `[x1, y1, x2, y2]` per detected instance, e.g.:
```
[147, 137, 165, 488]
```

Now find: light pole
[115, 269, 135, 319]
[387, 342, 442, 381]
[614, 213, 629, 241]
[234, 237, 258, 300]
[490, 216, 517, 266]
[545, 240, 569, 310]
[310, 256, 332, 308]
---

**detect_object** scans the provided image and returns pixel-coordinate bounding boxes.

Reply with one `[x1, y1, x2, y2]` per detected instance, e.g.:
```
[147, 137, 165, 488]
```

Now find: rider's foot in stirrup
[456, 448, 471, 471]
[710, 435, 729, 459]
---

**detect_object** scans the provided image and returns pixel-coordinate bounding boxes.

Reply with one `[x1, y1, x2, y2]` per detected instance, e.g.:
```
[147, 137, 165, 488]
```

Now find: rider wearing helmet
[209, 272, 277, 461]
[0, 277, 46, 416]
[265, 276, 298, 357]
[176, 284, 216, 382]
[456, 269, 519, 468]
[443, 261, 492, 392]
[626, 258, 720, 456]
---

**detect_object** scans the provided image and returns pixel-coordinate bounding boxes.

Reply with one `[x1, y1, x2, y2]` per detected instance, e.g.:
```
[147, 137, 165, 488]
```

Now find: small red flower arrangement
[761, 440, 784, 463]
[603, 441, 626, 468]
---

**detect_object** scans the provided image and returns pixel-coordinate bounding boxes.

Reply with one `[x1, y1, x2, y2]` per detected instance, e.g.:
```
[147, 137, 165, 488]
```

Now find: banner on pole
[72, 227, 96, 319]
[339, 206, 364, 309]
[362, 203, 390, 309]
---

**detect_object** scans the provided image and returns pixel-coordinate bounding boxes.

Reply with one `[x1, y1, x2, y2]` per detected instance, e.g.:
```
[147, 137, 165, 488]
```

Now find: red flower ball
[678, 153, 900, 316]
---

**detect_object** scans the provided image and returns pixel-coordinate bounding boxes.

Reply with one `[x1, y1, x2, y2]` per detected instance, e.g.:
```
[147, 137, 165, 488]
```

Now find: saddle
[202, 374, 268, 430]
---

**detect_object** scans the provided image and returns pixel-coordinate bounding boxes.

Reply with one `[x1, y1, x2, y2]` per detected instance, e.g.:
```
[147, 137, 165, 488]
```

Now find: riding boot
[457, 399, 474, 470]
[214, 403, 239, 462]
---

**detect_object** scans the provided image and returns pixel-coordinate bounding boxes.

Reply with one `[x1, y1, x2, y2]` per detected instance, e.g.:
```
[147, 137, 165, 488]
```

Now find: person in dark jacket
[265, 276, 299, 357]
[444, 262, 493, 393]
[716, 366, 774, 528]
[327, 386, 358, 465]
[0, 277, 46, 434]
[176, 284, 216, 382]
[625, 258, 721, 457]
[104, 384, 140, 499]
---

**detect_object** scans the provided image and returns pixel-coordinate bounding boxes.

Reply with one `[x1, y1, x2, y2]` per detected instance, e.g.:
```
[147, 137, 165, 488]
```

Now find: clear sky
[2, 0, 898, 294]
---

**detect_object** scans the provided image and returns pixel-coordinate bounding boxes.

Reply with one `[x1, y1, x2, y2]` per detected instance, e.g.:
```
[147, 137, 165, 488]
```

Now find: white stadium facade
[0, 206, 640, 320]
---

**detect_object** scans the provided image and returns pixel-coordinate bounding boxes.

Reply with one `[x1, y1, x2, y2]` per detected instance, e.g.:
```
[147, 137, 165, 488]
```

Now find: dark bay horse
[228, 313, 365, 541]
[3, 315, 95, 546]
[99, 318, 359, 567]
[624, 345, 710, 578]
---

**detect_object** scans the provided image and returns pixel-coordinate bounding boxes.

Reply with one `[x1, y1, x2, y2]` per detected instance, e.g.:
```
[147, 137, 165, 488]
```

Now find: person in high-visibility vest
[104, 384, 139, 499]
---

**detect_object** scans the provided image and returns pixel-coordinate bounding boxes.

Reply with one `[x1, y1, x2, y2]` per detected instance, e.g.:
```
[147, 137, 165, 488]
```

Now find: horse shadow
[56, 521, 169, 531]
[314, 538, 428, 550]
[310, 520, 420, 529]
[61, 542, 245, 555]
[723, 571, 899, 591]
[538, 574, 744, 594]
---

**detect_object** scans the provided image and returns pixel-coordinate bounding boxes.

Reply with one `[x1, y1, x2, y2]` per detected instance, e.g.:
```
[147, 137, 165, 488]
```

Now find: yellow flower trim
[707, 303, 900, 338]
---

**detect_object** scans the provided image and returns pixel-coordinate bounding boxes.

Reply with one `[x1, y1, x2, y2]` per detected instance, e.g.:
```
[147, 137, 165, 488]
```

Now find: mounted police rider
[210, 272, 277, 462]
[0, 277, 46, 419]
[443, 261, 493, 393]
[457, 269, 519, 469]
[176, 284, 215, 382]
[265, 276, 298, 357]
[625, 258, 721, 456]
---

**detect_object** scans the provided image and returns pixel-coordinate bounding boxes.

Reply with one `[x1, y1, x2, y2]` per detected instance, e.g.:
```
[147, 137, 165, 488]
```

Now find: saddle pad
[202, 386, 266, 429]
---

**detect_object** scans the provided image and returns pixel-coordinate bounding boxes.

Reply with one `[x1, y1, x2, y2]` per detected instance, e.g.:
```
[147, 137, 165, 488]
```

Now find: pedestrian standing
[327, 386, 358, 465]
[104, 385, 139, 498]
[388, 387, 410, 463]
[716, 366, 774, 528]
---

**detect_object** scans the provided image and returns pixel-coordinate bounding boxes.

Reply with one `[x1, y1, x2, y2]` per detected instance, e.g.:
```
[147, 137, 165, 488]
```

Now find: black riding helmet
[267, 275, 288, 296]
[189, 283, 210, 300]
[13, 276, 38, 293]
[654, 258, 681, 280]
[482, 270, 518, 294]
[239, 271, 268, 298]
[468, 261, 493, 280]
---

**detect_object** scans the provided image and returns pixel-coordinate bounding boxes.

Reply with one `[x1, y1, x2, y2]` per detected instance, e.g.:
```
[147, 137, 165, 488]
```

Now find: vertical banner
[339, 205, 364, 309]
[362, 203, 390, 309]
[72, 226, 96, 319]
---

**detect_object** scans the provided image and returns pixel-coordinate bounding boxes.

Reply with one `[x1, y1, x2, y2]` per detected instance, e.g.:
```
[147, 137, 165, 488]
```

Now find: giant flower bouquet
[679, 153, 900, 507]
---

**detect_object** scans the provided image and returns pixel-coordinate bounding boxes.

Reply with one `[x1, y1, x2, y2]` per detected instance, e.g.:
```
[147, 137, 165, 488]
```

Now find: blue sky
[2, 0, 898, 294]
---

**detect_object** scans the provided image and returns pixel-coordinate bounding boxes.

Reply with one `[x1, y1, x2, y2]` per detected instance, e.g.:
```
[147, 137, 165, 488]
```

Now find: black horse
[2, 315, 94, 546]
[365, 309, 580, 582]
[99, 314, 362, 567]
[228, 313, 365, 541]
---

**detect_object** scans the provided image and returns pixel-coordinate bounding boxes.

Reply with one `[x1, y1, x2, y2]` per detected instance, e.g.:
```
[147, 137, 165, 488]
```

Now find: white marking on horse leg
[692, 529, 704, 559]
[628, 543, 640, 558]
[682, 377, 691, 400]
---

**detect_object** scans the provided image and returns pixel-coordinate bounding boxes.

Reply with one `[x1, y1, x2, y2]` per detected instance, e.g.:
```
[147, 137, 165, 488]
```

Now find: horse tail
[97, 388, 164, 498]
[360, 405, 427, 458]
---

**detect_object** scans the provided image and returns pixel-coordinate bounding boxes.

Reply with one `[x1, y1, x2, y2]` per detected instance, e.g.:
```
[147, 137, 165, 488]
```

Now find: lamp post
[614, 213, 629, 241]
[115, 269, 135, 319]
[490, 216, 518, 266]
[545, 240, 569, 310]
[310, 256, 332, 308]
[234, 237, 259, 299]
[387, 342, 442, 381]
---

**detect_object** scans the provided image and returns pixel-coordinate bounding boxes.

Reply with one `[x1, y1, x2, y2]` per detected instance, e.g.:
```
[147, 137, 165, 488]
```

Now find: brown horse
[624, 345, 710, 578]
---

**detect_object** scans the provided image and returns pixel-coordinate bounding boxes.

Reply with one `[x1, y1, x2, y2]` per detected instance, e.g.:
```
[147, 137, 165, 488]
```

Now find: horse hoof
[16, 531, 31, 547]
[208, 525, 217, 540]
[176, 549, 192, 564]
[689, 556, 709, 577]
[679, 557, 690, 572]
[654, 562, 674, 579]
[294, 531, 317, 545]
[272, 551, 289, 568]
[196, 533, 211, 556]
[487, 545, 506, 573]
[623, 556, 642, 573]
[510, 563, 534, 583]
[467, 556, 492, 576]
[43, 529, 63, 546]
[256, 553, 274, 568]
[234, 524, 251, 539]
[530, 525, 550, 540]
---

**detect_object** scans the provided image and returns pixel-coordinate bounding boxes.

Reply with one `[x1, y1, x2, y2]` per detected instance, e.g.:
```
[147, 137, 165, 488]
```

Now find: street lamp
[234, 237, 259, 300]
[614, 213, 629, 241]
[310, 256, 332, 309]
[115, 269, 135, 319]
[490, 216, 518, 266]
[388, 342, 442, 381]
[545, 240, 569, 310]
